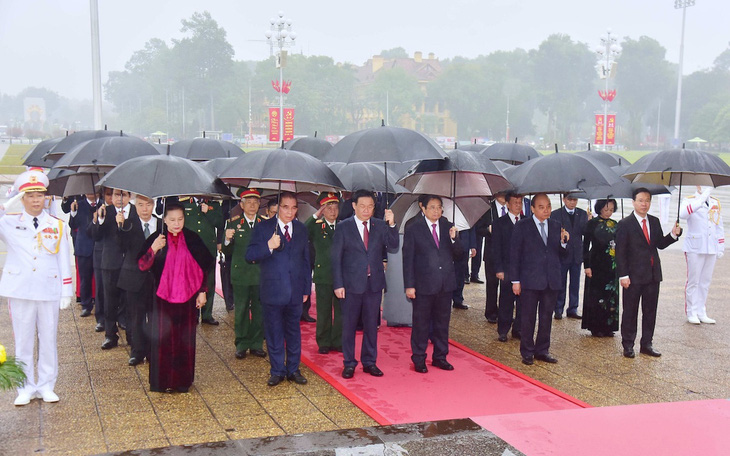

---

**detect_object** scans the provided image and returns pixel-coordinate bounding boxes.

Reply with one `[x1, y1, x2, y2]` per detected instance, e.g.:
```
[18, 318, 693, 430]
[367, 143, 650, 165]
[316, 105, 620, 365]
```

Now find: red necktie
[363, 221, 370, 276]
[642, 219, 653, 266]
[432, 223, 439, 248]
[284, 224, 291, 242]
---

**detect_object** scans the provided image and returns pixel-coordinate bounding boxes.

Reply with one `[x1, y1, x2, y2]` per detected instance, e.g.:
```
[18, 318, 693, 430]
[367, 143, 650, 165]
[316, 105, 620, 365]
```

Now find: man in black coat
[68, 193, 100, 319]
[475, 195, 506, 322]
[492, 191, 524, 342]
[550, 195, 588, 319]
[510, 194, 568, 365]
[117, 195, 159, 366]
[615, 188, 681, 358]
[403, 195, 464, 373]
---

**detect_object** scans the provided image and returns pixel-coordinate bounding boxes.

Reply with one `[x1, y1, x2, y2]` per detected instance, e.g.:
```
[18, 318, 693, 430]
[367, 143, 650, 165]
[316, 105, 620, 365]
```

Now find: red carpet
[473, 399, 730, 456]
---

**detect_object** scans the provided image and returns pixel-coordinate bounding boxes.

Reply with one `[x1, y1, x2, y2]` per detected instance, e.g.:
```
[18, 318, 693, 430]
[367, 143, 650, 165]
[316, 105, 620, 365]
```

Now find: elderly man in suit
[403, 195, 463, 373]
[551, 195, 588, 319]
[331, 189, 399, 379]
[511, 193, 569, 365]
[492, 191, 524, 342]
[117, 195, 159, 366]
[616, 188, 681, 358]
[246, 192, 311, 387]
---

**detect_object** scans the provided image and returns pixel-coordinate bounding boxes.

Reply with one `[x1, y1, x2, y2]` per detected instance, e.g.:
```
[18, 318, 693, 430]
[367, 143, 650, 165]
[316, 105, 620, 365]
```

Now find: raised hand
[384, 209, 395, 226]
[268, 231, 281, 251]
[151, 234, 166, 253]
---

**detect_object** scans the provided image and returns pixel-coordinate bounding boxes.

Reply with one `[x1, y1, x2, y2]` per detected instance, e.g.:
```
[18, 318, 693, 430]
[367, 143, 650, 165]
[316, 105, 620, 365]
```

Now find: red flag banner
[283, 108, 295, 142]
[595, 115, 605, 145]
[269, 107, 280, 142]
[606, 114, 616, 145]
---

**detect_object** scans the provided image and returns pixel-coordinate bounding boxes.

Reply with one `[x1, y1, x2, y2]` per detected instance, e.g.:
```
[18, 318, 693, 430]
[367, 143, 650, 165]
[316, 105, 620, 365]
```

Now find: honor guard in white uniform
[0, 170, 73, 406]
[679, 186, 724, 324]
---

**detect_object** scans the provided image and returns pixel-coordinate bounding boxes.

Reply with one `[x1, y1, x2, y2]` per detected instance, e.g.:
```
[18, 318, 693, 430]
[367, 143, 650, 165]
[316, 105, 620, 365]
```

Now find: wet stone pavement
[2, 196, 730, 454]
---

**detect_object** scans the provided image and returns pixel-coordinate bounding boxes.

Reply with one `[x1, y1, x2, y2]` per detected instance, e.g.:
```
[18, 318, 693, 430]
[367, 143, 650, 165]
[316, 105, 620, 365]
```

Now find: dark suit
[492, 212, 522, 338]
[403, 216, 464, 365]
[87, 217, 105, 326]
[246, 217, 311, 377]
[331, 216, 399, 368]
[117, 214, 159, 360]
[550, 206, 588, 316]
[510, 216, 567, 359]
[69, 197, 98, 313]
[452, 227, 476, 305]
[476, 205, 501, 320]
[615, 212, 677, 351]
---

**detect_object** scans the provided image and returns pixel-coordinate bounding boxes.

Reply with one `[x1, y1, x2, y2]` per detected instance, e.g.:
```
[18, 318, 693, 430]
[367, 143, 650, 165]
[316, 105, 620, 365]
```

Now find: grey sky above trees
[1, 0, 728, 100]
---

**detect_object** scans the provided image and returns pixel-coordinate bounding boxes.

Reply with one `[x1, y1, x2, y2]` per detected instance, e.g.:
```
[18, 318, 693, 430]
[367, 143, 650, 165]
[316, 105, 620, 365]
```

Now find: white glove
[701, 187, 713, 202]
[717, 251, 724, 259]
[60, 297, 72, 310]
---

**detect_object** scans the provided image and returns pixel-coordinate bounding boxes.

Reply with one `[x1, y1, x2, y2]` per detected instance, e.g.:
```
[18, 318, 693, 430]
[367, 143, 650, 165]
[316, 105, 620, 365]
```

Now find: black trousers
[484, 261, 499, 321]
[452, 257, 468, 304]
[93, 258, 105, 324]
[220, 256, 235, 311]
[77, 255, 94, 311]
[520, 288, 558, 359]
[470, 235, 484, 278]
[102, 268, 126, 340]
[125, 278, 153, 359]
[621, 282, 660, 350]
[497, 280, 521, 337]
[410, 291, 452, 365]
[342, 283, 381, 368]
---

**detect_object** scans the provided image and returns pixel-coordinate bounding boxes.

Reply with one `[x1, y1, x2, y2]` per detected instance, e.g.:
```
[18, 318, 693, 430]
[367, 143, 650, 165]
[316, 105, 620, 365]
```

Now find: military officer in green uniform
[178, 196, 224, 325]
[223, 188, 267, 359]
[305, 192, 342, 354]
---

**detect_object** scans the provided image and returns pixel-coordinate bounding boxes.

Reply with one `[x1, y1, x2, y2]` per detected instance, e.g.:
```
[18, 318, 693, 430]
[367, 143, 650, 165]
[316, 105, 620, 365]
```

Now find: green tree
[366, 67, 423, 127]
[379, 47, 408, 59]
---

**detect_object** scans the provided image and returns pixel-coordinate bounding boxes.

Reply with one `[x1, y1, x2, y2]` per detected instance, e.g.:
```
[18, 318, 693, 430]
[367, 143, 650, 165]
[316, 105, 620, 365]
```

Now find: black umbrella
[96, 155, 233, 199]
[170, 137, 244, 161]
[621, 147, 730, 222]
[479, 142, 542, 165]
[219, 148, 344, 193]
[504, 149, 622, 195]
[46, 168, 104, 197]
[283, 132, 333, 160]
[454, 143, 489, 153]
[327, 162, 406, 193]
[45, 129, 127, 159]
[574, 149, 631, 167]
[390, 193, 491, 232]
[53, 136, 161, 173]
[200, 157, 237, 177]
[22, 137, 63, 168]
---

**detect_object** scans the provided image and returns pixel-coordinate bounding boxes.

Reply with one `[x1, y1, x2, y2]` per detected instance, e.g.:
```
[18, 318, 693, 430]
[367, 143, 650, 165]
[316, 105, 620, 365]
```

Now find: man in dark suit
[475, 195, 506, 322]
[492, 191, 524, 342]
[452, 227, 476, 309]
[510, 193, 568, 365]
[551, 195, 588, 319]
[68, 193, 99, 319]
[91, 188, 135, 350]
[87, 187, 113, 333]
[403, 195, 463, 373]
[615, 187, 681, 358]
[246, 192, 311, 387]
[331, 189, 399, 379]
[117, 195, 159, 366]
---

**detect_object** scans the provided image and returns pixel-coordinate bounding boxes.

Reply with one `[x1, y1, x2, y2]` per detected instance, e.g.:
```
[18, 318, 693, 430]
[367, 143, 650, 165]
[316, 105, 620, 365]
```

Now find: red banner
[595, 115, 605, 145]
[606, 114, 616, 145]
[268, 107, 280, 142]
[283, 108, 294, 142]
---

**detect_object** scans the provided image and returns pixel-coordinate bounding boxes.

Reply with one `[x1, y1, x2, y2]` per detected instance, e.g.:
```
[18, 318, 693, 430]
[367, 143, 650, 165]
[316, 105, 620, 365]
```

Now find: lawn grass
[0, 144, 32, 175]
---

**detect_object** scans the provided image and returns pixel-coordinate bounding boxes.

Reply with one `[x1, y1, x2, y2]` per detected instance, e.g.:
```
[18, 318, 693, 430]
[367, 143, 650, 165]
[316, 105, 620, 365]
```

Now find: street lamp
[595, 29, 619, 151]
[265, 11, 296, 143]
[673, 0, 696, 145]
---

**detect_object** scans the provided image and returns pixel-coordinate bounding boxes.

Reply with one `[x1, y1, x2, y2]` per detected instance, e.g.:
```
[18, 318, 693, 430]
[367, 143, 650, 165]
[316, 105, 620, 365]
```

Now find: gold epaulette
[229, 215, 241, 222]
[178, 196, 191, 202]
[315, 219, 324, 223]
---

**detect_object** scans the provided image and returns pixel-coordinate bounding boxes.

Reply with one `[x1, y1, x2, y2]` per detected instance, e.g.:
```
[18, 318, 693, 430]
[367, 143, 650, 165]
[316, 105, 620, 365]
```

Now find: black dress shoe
[432, 359, 454, 371]
[567, 313, 582, 320]
[128, 357, 144, 366]
[453, 303, 469, 310]
[101, 338, 118, 350]
[250, 349, 267, 358]
[267, 375, 285, 386]
[201, 318, 219, 326]
[414, 363, 428, 373]
[464, 277, 470, 284]
[80, 309, 92, 318]
[511, 332, 521, 340]
[118, 323, 127, 331]
[94, 323, 105, 333]
[498, 334, 508, 342]
[640, 346, 661, 357]
[235, 350, 247, 359]
[330, 346, 343, 353]
[363, 364, 384, 377]
[342, 366, 355, 379]
[535, 353, 558, 363]
[318, 347, 330, 354]
[522, 356, 534, 365]
[300, 314, 316, 323]
[554, 314, 563, 320]
[623, 348, 636, 358]
[471, 277, 485, 284]
[287, 371, 308, 385]
[487, 318, 497, 324]
[591, 331, 604, 337]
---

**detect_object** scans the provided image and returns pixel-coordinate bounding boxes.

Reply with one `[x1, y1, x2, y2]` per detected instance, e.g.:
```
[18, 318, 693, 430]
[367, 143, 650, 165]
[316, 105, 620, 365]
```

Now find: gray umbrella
[200, 157, 237, 177]
[284, 133, 333, 160]
[53, 136, 161, 173]
[390, 193, 491, 232]
[478, 142, 542, 165]
[327, 162, 406, 193]
[45, 129, 127, 159]
[22, 137, 63, 168]
[574, 149, 631, 167]
[170, 137, 244, 161]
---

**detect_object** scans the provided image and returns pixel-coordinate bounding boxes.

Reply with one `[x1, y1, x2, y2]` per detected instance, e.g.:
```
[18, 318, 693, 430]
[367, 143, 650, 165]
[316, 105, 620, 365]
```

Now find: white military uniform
[0, 174, 72, 402]
[679, 188, 724, 321]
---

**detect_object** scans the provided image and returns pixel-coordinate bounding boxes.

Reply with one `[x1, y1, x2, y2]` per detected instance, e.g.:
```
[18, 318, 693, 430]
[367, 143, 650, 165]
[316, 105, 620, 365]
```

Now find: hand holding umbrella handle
[268, 231, 281, 251]
[673, 222, 683, 237]
[384, 209, 395, 226]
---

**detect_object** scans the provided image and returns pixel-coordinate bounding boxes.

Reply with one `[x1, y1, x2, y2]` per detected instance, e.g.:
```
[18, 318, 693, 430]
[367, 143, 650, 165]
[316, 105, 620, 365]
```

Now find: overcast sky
[1, 0, 728, 100]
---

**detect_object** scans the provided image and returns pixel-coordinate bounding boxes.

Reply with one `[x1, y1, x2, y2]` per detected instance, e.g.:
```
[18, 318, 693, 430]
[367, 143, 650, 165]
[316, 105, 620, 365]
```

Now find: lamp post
[596, 29, 619, 151]
[673, 0, 696, 145]
[265, 11, 296, 143]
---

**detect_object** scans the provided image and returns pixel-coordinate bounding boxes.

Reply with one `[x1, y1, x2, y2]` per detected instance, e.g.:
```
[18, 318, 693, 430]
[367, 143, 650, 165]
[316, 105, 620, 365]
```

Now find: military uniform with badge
[179, 196, 224, 324]
[305, 192, 342, 353]
[222, 188, 266, 358]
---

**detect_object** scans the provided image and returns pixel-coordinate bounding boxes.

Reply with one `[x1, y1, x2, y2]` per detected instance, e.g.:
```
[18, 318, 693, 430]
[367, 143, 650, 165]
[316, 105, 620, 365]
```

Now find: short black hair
[163, 201, 185, 217]
[504, 190, 521, 202]
[632, 187, 651, 200]
[279, 192, 297, 205]
[594, 198, 617, 214]
[352, 189, 376, 205]
[266, 198, 278, 209]
[422, 195, 443, 208]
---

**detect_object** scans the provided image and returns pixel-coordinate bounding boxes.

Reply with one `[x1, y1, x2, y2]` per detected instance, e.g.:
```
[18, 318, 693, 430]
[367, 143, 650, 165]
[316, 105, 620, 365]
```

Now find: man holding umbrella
[551, 195, 588, 320]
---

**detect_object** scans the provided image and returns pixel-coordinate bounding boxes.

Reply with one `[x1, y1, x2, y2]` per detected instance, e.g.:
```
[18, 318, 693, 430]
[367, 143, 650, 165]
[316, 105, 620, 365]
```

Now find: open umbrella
[53, 135, 161, 173]
[327, 162, 406, 193]
[621, 147, 730, 221]
[574, 149, 630, 167]
[283, 132, 333, 160]
[454, 143, 489, 153]
[200, 157, 237, 177]
[45, 168, 104, 197]
[22, 137, 63, 168]
[44, 129, 127, 160]
[390, 193, 490, 232]
[478, 141, 542, 165]
[170, 137, 244, 161]
[96, 155, 233, 200]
